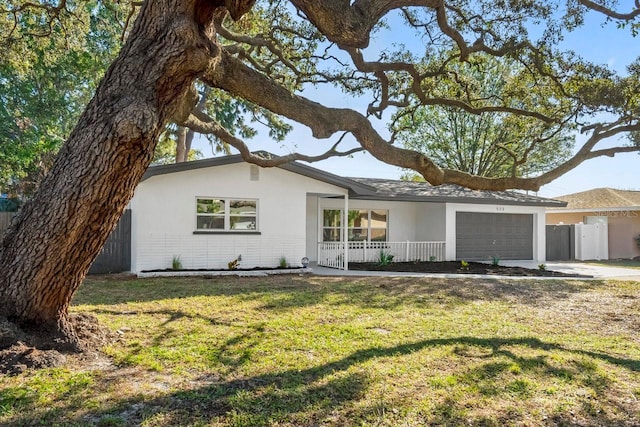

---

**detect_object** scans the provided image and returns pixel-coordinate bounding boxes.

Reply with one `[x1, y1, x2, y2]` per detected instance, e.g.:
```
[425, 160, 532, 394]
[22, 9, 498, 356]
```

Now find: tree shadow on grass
[3, 335, 638, 426]
[89, 307, 268, 374]
[76, 275, 609, 313]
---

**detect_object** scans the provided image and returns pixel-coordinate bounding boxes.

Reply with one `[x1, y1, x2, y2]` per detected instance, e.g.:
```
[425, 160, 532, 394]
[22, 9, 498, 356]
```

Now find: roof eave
[547, 205, 640, 213]
[141, 154, 378, 196]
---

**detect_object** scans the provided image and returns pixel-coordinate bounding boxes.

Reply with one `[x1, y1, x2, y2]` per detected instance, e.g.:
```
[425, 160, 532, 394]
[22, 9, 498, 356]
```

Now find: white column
[534, 211, 546, 263]
[444, 203, 456, 260]
[343, 194, 349, 270]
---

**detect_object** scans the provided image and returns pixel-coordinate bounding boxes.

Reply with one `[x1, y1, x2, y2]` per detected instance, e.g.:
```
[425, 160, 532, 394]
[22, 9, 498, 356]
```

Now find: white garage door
[456, 212, 534, 260]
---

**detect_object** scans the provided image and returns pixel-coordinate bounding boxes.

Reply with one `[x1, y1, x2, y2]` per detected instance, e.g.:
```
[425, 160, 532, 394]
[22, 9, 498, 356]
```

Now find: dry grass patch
[0, 275, 638, 426]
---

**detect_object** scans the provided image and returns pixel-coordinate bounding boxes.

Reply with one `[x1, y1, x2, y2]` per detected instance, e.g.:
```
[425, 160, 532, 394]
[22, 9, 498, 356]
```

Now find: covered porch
[307, 192, 447, 270]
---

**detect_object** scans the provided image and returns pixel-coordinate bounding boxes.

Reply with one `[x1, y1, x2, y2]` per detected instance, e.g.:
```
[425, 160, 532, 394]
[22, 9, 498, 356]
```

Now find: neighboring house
[546, 188, 640, 259]
[129, 154, 564, 273]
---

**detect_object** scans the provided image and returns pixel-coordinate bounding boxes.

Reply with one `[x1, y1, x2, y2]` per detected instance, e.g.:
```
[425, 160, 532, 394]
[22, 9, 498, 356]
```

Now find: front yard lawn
[1, 275, 639, 426]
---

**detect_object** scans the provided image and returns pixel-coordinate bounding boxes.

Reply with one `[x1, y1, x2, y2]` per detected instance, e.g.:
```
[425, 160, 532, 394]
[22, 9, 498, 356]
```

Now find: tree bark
[175, 126, 189, 163]
[0, 0, 233, 346]
[174, 127, 196, 163]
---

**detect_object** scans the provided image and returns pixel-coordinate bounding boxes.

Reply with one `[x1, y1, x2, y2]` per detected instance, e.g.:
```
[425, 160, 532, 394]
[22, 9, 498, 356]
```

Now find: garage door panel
[456, 212, 533, 260]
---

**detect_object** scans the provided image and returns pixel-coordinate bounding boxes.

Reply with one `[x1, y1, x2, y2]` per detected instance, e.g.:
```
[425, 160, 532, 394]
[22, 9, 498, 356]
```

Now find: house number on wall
[496, 207, 505, 212]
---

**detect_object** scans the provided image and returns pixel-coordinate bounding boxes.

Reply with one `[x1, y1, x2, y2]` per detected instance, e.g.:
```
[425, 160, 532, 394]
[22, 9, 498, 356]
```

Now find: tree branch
[179, 113, 364, 166]
[578, 0, 640, 21]
[288, 0, 438, 48]
[586, 145, 640, 158]
[202, 50, 640, 191]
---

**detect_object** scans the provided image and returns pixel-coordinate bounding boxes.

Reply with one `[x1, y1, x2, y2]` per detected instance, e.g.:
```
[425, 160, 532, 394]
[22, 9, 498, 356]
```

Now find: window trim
[196, 197, 258, 232]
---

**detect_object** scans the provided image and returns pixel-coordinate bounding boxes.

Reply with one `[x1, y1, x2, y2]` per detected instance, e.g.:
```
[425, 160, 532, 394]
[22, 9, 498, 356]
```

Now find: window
[322, 209, 388, 241]
[323, 209, 342, 242]
[197, 198, 257, 231]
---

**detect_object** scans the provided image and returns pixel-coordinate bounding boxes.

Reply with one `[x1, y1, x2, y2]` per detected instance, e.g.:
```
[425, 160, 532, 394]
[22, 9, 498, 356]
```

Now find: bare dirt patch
[0, 313, 117, 375]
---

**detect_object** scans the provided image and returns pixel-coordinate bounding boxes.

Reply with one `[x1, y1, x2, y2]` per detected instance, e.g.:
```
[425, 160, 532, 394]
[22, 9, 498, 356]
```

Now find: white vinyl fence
[574, 223, 608, 261]
[318, 241, 446, 269]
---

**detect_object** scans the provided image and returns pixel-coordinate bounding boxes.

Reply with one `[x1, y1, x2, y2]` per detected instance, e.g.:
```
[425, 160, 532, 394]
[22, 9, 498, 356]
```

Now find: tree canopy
[3, 0, 638, 192]
[0, 0, 296, 190]
[0, 0, 122, 194]
[178, 0, 639, 191]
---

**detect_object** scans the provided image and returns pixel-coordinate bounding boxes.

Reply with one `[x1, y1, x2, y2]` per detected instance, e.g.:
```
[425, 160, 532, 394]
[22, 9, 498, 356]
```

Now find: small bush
[491, 255, 500, 266]
[460, 260, 469, 271]
[279, 256, 288, 268]
[171, 255, 182, 270]
[378, 249, 394, 266]
[228, 259, 239, 270]
[538, 263, 546, 271]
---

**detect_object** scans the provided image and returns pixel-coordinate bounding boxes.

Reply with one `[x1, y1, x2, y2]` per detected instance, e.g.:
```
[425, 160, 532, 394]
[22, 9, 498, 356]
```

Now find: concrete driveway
[498, 260, 640, 280]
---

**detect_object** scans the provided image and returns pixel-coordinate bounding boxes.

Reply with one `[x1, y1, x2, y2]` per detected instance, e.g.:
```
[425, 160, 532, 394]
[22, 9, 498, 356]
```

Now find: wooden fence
[1, 210, 130, 274]
[89, 210, 131, 274]
[0, 212, 16, 236]
[545, 224, 575, 261]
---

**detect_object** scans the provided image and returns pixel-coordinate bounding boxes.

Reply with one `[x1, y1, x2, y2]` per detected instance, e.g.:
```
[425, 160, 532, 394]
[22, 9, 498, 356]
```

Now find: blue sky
[195, 7, 639, 198]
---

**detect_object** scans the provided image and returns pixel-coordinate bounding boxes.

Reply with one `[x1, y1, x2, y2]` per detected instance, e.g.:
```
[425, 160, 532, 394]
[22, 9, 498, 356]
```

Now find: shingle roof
[553, 188, 640, 210]
[142, 153, 565, 207]
[349, 178, 566, 207]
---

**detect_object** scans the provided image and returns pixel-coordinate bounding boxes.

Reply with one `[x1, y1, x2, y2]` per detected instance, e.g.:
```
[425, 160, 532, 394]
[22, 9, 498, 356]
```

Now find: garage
[456, 212, 534, 260]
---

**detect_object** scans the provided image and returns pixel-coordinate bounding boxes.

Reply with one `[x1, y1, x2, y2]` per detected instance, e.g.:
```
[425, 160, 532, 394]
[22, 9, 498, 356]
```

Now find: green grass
[2, 275, 640, 426]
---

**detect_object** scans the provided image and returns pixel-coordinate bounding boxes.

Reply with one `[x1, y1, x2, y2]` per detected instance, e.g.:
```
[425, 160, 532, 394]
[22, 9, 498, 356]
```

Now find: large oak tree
[0, 0, 639, 349]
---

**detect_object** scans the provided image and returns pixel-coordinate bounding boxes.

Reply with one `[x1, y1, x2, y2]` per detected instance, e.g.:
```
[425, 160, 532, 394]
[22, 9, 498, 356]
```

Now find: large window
[197, 198, 257, 231]
[322, 209, 388, 242]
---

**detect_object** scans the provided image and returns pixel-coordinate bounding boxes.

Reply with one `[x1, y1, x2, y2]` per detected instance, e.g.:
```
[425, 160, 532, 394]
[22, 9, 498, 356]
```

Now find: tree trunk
[176, 127, 196, 163]
[0, 0, 227, 347]
[185, 130, 195, 160]
[176, 126, 189, 163]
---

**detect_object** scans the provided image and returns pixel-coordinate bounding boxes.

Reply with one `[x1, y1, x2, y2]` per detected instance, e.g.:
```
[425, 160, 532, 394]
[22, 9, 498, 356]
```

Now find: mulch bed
[348, 261, 592, 277]
[142, 266, 304, 273]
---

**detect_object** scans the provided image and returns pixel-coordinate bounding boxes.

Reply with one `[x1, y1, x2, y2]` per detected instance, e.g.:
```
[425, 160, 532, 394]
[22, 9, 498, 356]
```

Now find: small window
[197, 198, 257, 231]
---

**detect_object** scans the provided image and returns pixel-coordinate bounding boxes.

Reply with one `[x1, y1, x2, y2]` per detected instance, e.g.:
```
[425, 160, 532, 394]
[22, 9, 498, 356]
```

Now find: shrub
[460, 260, 469, 271]
[491, 255, 500, 266]
[378, 249, 394, 266]
[171, 255, 182, 270]
[279, 256, 288, 268]
[538, 263, 547, 271]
